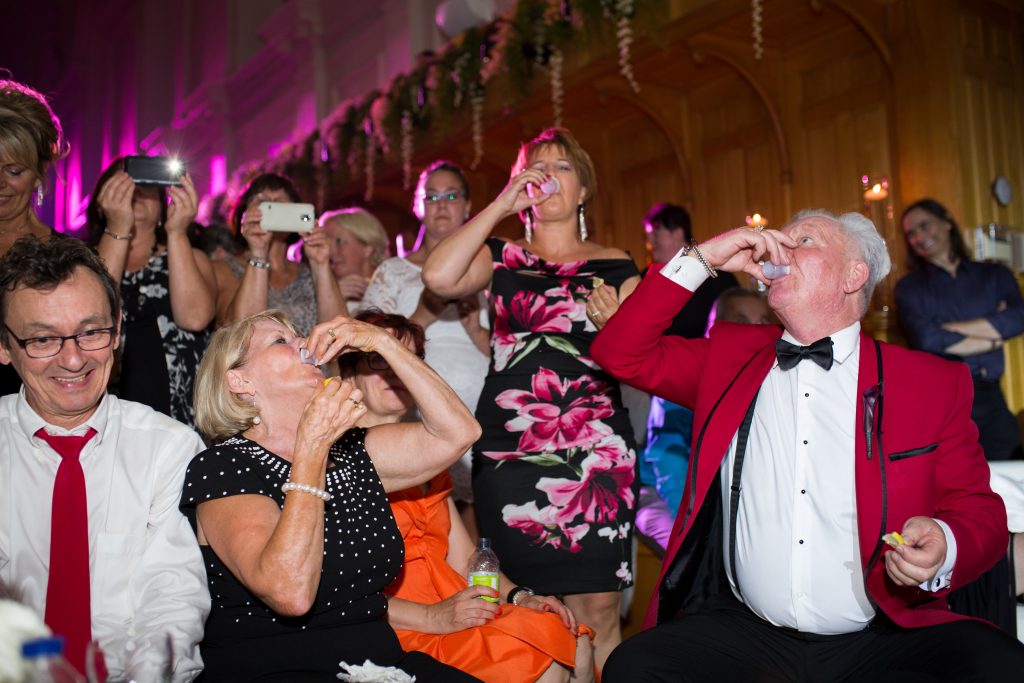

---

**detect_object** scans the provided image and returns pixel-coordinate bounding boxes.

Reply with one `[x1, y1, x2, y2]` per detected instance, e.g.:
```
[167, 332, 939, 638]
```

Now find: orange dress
[387, 473, 592, 682]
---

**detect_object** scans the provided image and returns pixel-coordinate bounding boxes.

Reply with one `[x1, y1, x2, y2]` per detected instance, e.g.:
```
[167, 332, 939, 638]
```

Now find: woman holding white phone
[87, 156, 217, 427]
[217, 172, 345, 335]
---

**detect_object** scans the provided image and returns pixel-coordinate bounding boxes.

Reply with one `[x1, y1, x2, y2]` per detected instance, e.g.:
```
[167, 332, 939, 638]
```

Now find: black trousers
[972, 378, 1022, 461]
[603, 594, 1024, 682]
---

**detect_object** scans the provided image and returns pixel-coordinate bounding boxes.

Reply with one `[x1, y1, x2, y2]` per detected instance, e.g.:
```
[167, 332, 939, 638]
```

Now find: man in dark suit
[592, 210, 1024, 680]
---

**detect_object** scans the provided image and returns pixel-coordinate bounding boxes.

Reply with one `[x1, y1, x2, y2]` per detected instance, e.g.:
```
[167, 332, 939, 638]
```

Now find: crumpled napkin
[337, 659, 416, 682]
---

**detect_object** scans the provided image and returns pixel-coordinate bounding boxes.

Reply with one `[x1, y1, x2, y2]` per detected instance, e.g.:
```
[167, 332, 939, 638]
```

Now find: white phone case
[259, 202, 315, 232]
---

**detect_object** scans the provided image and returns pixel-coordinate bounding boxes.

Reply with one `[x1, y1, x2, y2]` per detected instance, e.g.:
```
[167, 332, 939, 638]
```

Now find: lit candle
[862, 176, 889, 201]
[745, 213, 767, 228]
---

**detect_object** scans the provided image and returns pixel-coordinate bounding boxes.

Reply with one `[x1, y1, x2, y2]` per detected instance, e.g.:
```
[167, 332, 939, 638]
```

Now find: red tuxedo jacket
[591, 270, 1007, 631]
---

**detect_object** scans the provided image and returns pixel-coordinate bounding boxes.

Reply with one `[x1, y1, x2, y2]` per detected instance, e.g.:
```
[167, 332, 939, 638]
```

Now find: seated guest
[86, 157, 216, 427]
[593, 211, 1024, 680]
[319, 207, 389, 313]
[217, 173, 344, 334]
[182, 311, 481, 681]
[339, 310, 595, 683]
[895, 198, 1024, 461]
[0, 78, 70, 395]
[638, 287, 773, 553]
[0, 236, 208, 680]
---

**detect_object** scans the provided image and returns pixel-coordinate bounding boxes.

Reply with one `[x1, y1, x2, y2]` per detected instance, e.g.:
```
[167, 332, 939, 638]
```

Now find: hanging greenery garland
[264, 0, 666, 204]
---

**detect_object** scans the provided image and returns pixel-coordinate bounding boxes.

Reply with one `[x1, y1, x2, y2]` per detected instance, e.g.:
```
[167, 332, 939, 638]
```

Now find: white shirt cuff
[659, 248, 708, 291]
[919, 518, 957, 592]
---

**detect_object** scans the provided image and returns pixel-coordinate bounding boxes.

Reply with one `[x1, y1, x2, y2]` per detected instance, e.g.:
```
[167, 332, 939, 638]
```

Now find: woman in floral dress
[423, 128, 641, 669]
[88, 158, 216, 427]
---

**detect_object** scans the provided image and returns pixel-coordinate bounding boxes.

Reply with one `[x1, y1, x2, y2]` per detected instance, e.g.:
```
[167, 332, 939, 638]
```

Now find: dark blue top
[894, 260, 1024, 380]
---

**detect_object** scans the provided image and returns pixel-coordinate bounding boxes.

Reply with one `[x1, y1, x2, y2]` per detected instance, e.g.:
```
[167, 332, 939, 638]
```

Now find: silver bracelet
[281, 481, 333, 502]
[689, 244, 718, 279]
[248, 257, 271, 270]
[103, 228, 131, 241]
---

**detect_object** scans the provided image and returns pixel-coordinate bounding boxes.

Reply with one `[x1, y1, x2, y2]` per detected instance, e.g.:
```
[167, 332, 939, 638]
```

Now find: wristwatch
[507, 586, 535, 606]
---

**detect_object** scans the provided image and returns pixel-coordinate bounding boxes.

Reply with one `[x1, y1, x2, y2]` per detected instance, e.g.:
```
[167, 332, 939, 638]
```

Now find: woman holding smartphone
[218, 172, 345, 335]
[87, 156, 216, 427]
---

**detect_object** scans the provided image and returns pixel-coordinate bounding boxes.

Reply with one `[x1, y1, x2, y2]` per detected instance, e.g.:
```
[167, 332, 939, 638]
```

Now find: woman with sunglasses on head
[422, 128, 642, 670]
[181, 310, 481, 681]
[340, 310, 595, 683]
[361, 160, 490, 536]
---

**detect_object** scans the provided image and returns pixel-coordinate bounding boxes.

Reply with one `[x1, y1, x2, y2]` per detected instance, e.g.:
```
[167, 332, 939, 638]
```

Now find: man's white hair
[786, 209, 892, 315]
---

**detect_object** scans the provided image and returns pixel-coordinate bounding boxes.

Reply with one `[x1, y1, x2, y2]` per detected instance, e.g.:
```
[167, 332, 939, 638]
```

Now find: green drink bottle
[467, 537, 499, 603]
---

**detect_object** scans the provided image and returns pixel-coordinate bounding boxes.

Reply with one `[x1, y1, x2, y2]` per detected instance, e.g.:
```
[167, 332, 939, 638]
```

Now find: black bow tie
[775, 337, 835, 371]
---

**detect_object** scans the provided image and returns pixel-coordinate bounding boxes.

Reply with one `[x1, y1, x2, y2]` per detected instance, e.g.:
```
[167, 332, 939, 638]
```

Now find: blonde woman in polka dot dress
[180, 311, 482, 681]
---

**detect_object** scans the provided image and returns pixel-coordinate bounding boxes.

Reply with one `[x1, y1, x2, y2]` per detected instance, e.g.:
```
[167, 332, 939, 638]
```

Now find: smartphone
[259, 202, 316, 232]
[123, 155, 185, 186]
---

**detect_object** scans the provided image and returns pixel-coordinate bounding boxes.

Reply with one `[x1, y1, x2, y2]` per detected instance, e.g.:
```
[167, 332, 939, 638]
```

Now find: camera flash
[167, 158, 183, 175]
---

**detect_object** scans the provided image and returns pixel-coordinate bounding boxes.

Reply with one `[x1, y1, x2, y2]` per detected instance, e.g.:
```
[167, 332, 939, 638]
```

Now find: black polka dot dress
[180, 428, 479, 682]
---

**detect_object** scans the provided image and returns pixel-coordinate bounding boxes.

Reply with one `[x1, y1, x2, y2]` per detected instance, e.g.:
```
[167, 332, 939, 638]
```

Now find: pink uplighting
[209, 155, 227, 196]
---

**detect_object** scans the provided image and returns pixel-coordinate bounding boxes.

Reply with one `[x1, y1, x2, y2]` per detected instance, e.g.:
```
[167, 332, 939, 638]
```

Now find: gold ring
[348, 398, 363, 408]
[323, 377, 333, 387]
[327, 328, 336, 339]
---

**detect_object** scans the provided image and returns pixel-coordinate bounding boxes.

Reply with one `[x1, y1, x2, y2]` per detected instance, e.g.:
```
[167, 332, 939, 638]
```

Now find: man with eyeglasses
[0, 236, 209, 680]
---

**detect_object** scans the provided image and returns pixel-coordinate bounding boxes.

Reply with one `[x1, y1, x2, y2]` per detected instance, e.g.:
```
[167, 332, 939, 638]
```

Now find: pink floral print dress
[473, 238, 640, 594]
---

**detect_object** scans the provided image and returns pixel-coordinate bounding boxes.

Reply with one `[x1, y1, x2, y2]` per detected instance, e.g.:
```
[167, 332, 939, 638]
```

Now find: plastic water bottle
[467, 537, 500, 603]
[21, 637, 86, 683]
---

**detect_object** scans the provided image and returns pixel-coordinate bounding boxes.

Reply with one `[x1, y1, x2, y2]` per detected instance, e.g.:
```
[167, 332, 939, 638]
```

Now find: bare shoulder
[587, 242, 633, 261]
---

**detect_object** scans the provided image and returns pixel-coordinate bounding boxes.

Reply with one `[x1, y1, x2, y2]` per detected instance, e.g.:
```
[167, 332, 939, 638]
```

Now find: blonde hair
[0, 80, 69, 180]
[319, 207, 390, 269]
[194, 310, 300, 442]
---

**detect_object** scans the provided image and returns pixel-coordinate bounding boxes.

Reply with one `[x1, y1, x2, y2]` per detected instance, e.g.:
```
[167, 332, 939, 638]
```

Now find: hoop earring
[577, 204, 587, 241]
[36, 185, 44, 208]
[524, 212, 534, 244]
[250, 393, 262, 426]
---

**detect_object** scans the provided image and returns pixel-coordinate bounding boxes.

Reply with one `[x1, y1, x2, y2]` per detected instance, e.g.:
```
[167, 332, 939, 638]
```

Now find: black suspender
[728, 390, 760, 600]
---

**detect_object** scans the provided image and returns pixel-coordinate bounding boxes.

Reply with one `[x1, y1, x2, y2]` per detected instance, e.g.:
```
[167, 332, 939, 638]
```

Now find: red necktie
[36, 426, 98, 675]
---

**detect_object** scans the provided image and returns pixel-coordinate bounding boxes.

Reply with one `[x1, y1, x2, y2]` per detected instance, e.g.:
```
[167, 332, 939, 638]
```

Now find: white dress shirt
[0, 390, 210, 681]
[661, 251, 956, 635]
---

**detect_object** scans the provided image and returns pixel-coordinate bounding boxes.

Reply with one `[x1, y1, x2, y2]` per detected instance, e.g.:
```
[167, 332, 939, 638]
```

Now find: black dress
[117, 251, 207, 427]
[180, 428, 478, 682]
[473, 238, 640, 595]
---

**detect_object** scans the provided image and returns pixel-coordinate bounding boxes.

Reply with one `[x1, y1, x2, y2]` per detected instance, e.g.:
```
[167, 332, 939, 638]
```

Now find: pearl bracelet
[281, 481, 333, 502]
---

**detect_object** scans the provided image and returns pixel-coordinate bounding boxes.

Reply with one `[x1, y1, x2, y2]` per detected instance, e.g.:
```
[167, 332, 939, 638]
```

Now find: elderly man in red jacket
[591, 210, 1024, 681]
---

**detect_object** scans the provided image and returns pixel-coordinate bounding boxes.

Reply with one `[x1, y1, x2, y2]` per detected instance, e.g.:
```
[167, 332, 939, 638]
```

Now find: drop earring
[250, 393, 262, 426]
[524, 211, 534, 244]
[36, 185, 44, 208]
[577, 204, 587, 241]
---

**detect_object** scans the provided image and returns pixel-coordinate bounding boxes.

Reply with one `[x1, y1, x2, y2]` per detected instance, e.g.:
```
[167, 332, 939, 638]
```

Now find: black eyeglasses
[421, 191, 466, 205]
[362, 351, 425, 372]
[3, 324, 116, 359]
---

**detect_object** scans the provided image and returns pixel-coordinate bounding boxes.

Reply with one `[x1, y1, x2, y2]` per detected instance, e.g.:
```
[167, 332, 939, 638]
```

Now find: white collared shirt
[0, 390, 210, 681]
[661, 251, 956, 635]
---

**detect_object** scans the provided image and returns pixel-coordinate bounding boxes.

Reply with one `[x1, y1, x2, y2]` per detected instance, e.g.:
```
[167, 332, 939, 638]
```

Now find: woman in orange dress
[340, 310, 595, 683]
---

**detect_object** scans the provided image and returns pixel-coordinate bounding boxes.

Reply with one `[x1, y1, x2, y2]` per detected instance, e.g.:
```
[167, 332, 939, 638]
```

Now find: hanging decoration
[252, 0, 667, 204]
[470, 88, 486, 170]
[549, 48, 564, 127]
[615, 0, 640, 93]
[364, 118, 376, 202]
[752, 0, 763, 61]
[400, 111, 414, 190]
